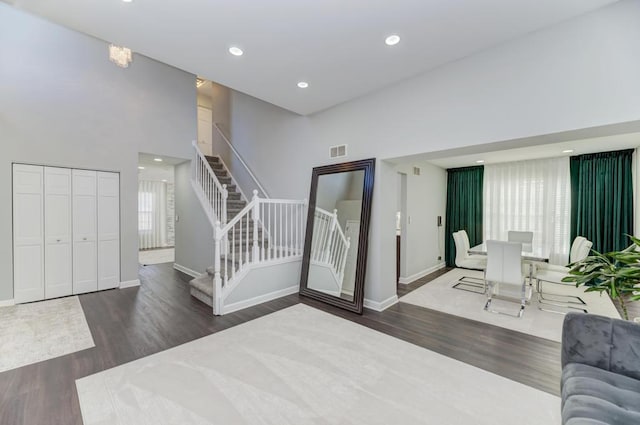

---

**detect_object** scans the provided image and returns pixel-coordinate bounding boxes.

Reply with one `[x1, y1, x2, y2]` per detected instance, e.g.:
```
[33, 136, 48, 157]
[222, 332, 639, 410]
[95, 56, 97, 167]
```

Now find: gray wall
[174, 162, 215, 274]
[0, 5, 196, 301]
[221, 0, 640, 306]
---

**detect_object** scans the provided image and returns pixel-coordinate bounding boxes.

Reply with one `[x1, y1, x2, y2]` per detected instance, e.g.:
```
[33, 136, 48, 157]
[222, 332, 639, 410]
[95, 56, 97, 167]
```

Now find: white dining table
[468, 243, 549, 263]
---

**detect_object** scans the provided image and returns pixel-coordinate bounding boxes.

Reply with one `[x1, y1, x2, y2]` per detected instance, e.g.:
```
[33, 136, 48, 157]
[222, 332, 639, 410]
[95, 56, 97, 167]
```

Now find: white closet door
[44, 167, 73, 299]
[13, 164, 45, 303]
[97, 172, 120, 290]
[73, 169, 98, 294]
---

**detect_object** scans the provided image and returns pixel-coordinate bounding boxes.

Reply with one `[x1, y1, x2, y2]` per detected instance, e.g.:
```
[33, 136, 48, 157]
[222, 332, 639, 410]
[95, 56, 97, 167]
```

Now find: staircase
[188, 141, 307, 314]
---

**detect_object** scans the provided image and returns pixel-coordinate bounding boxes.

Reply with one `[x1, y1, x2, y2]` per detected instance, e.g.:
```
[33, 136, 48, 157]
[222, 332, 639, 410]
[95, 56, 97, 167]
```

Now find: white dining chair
[484, 240, 528, 318]
[508, 231, 533, 251]
[452, 230, 487, 293]
[534, 236, 592, 314]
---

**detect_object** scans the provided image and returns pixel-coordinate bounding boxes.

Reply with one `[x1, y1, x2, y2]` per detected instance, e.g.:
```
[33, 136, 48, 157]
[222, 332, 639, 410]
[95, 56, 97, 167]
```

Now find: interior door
[97, 172, 120, 290]
[197, 106, 213, 156]
[44, 167, 73, 299]
[73, 169, 98, 294]
[13, 164, 45, 303]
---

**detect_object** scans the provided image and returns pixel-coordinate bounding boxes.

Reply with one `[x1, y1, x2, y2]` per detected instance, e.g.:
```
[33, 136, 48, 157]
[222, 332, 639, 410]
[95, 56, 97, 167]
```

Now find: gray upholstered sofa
[562, 312, 640, 425]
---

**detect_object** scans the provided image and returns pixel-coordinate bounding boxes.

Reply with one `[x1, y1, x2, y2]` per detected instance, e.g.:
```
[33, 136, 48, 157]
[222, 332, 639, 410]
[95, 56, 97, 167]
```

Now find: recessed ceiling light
[138, 166, 144, 170]
[385, 34, 401, 46]
[122, 0, 133, 3]
[154, 158, 163, 162]
[562, 149, 574, 153]
[476, 160, 485, 164]
[228, 46, 243, 56]
[162, 179, 167, 182]
[297, 81, 309, 89]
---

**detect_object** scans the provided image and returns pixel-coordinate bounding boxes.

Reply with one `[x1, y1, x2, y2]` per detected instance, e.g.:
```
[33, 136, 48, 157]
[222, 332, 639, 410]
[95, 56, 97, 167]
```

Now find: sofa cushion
[562, 363, 640, 395]
[565, 419, 611, 425]
[562, 363, 640, 425]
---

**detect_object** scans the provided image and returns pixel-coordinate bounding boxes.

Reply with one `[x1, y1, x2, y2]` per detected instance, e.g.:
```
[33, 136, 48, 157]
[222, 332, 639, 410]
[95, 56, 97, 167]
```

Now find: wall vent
[330, 144, 348, 158]
[413, 166, 421, 176]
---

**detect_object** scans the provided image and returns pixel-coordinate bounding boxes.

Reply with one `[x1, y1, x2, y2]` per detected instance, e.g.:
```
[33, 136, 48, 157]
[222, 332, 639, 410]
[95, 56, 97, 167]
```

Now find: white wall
[0, 5, 196, 301]
[224, 0, 640, 306]
[396, 163, 447, 283]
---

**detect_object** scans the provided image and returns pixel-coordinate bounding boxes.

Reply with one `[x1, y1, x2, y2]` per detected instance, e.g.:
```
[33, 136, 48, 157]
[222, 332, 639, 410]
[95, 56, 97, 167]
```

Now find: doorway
[138, 154, 176, 266]
[397, 172, 407, 284]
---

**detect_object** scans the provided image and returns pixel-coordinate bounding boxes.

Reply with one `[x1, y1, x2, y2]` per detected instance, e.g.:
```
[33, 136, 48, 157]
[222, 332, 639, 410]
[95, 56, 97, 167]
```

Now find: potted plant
[562, 235, 640, 321]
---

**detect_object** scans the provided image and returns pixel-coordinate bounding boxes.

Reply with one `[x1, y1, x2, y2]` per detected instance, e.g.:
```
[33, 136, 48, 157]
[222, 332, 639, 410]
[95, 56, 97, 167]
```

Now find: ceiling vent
[413, 166, 421, 176]
[330, 144, 347, 159]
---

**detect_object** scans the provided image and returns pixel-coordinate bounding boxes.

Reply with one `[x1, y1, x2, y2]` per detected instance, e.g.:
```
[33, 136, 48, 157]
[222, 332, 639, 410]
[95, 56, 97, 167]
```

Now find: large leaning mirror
[299, 158, 375, 314]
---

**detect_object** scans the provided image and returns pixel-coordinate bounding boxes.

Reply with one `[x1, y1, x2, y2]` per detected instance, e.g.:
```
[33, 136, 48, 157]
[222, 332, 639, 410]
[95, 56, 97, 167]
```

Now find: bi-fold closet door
[12, 164, 120, 303]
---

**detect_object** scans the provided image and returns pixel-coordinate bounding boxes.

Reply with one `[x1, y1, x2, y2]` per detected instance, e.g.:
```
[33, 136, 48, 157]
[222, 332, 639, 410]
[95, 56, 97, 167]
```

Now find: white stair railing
[191, 141, 228, 227]
[310, 207, 350, 287]
[211, 190, 307, 314]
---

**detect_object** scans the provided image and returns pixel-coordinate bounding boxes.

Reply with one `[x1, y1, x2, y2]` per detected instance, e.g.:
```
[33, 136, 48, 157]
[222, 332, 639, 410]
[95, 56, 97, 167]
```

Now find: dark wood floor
[0, 263, 562, 425]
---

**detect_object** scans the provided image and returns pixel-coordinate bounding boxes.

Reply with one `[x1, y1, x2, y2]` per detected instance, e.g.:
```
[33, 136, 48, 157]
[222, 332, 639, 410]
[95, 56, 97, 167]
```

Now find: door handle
[56, 239, 61, 243]
[83, 237, 87, 241]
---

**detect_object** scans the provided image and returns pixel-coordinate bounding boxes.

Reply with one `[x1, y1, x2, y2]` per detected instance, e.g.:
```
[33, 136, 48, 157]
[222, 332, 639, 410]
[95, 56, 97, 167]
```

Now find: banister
[213, 123, 270, 198]
[192, 140, 227, 195]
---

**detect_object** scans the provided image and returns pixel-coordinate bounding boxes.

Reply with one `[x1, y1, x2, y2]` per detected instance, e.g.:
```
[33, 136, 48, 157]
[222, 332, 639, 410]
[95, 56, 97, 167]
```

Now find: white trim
[119, 279, 140, 289]
[364, 295, 398, 312]
[0, 299, 15, 307]
[222, 257, 302, 300]
[173, 263, 201, 278]
[249, 256, 303, 269]
[222, 285, 298, 315]
[398, 262, 446, 285]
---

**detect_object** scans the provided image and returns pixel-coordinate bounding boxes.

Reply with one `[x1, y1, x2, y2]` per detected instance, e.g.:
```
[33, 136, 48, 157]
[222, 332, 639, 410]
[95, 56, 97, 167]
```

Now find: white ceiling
[7, 0, 617, 115]
[425, 132, 640, 169]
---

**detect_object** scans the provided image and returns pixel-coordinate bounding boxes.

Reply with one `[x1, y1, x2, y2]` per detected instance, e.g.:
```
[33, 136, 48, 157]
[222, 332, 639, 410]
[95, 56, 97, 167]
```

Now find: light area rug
[76, 304, 560, 425]
[400, 268, 620, 342]
[139, 248, 175, 265]
[0, 296, 95, 373]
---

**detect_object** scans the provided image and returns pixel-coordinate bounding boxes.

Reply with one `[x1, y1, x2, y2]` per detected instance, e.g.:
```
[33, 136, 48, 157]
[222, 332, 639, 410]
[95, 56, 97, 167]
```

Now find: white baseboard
[119, 279, 140, 289]
[173, 263, 202, 278]
[364, 294, 398, 312]
[222, 285, 299, 315]
[0, 298, 15, 307]
[398, 262, 446, 285]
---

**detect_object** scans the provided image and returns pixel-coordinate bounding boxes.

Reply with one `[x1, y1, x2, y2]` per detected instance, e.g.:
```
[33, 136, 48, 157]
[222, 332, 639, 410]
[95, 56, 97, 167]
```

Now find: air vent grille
[330, 144, 348, 158]
[413, 167, 421, 176]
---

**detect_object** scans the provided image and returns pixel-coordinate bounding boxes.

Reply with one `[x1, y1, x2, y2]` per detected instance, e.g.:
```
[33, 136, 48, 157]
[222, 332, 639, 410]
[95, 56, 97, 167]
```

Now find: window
[138, 191, 154, 232]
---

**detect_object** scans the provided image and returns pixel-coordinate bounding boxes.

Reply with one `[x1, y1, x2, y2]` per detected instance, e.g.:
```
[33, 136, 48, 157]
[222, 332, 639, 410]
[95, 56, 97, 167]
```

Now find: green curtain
[445, 166, 484, 267]
[570, 149, 634, 253]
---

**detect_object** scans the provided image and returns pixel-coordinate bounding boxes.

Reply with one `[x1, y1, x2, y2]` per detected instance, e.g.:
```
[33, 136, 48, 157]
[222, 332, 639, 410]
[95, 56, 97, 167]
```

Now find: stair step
[189, 274, 213, 307]
[227, 200, 246, 208]
[212, 169, 227, 178]
[218, 176, 232, 185]
[205, 156, 220, 163]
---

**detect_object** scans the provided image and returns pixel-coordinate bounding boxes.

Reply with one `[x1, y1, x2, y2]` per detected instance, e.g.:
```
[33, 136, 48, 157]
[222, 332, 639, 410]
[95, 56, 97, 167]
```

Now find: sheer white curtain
[483, 157, 571, 265]
[138, 180, 168, 249]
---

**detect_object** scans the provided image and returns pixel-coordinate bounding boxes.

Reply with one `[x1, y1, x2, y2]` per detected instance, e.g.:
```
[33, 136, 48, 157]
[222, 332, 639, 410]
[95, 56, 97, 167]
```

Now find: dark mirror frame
[299, 158, 375, 314]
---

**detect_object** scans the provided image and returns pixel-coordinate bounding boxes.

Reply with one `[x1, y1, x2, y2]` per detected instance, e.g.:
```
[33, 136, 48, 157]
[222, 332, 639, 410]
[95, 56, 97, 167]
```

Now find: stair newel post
[341, 237, 351, 281]
[221, 184, 229, 253]
[324, 209, 338, 263]
[213, 220, 223, 315]
[251, 190, 260, 263]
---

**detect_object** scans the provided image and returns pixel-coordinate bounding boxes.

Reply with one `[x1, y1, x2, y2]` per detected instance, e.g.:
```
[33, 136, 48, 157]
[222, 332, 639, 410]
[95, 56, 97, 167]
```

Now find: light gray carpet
[77, 304, 560, 424]
[400, 268, 620, 342]
[0, 296, 95, 373]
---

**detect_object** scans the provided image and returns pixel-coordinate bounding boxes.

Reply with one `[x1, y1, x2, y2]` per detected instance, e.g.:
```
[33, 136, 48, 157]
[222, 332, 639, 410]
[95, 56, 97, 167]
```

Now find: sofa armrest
[562, 312, 640, 380]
